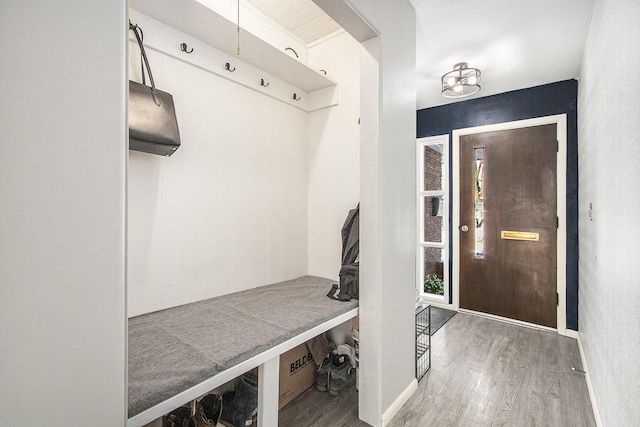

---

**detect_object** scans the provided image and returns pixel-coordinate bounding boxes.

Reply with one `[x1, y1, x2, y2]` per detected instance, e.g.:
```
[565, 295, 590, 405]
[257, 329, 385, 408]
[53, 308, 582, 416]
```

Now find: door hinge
[556, 216, 559, 228]
[557, 293, 560, 306]
[556, 140, 559, 152]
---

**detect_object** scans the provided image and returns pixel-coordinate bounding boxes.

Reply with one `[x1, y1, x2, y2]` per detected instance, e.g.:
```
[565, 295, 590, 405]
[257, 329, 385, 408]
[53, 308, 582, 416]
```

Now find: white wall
[0, 1, 127, 425]
[578, 0, 640, 425]
[358, 35, 384, 425]
[127, 21, 309, 317]
[307, 31, 361, 280]
[322, 1, 417, 425]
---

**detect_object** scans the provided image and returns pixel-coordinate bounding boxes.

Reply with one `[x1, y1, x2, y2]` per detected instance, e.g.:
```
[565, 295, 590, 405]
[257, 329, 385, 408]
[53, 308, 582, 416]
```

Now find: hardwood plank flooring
[278, 383, 368, 426]
[279, 313, 596, 427]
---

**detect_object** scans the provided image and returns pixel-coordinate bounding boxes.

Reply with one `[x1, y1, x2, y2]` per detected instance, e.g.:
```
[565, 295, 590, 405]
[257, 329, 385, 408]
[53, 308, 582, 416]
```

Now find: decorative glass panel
[423, 247, 445, 295]
[423, 144, 444, 191]
[423, 196, 443, 243]
[474, 147, 485, 259]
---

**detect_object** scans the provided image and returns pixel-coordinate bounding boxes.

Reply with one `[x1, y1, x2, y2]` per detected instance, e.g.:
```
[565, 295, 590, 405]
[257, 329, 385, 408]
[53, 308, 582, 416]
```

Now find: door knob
[460, 225, 469, 232]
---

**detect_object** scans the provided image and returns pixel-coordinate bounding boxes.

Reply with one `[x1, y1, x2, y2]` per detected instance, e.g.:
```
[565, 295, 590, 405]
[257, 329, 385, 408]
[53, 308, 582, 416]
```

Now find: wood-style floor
[279, 312, 596, 427]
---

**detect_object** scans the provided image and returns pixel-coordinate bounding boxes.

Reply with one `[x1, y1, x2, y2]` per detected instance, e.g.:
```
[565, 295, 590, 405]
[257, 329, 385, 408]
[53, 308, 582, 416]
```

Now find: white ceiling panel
[245, 0, 340, 44]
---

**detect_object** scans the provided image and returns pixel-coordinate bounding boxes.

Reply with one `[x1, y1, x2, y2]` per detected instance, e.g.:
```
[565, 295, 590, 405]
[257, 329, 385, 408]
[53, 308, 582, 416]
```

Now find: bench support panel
[258, 355, 280, 426]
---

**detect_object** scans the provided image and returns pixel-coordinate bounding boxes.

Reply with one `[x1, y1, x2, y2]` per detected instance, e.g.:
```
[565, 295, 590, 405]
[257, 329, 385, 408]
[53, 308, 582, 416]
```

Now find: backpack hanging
[328, 204, 359, 301]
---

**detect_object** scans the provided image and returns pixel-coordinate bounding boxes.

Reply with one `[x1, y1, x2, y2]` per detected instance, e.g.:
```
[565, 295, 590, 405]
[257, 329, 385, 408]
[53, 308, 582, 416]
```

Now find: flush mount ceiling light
[441, 62, 481, 98]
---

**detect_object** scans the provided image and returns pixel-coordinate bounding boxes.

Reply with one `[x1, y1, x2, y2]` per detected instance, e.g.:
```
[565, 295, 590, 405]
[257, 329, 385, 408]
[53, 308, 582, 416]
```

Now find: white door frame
[452, 114, 568, 335]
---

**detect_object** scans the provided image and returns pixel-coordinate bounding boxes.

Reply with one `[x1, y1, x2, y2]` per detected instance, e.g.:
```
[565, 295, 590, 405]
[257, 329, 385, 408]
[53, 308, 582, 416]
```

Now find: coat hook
[180, 43, 194, 53]
[320, 69, 327, 75]
[260, 78, 270, 87]
[225, 62, 236, 72]
[292, 93, 302, 101]
[285, 47, 299, 58]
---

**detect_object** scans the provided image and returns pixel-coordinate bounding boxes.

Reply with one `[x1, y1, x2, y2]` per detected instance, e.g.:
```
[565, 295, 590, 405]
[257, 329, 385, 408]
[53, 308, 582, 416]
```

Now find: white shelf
[131, 0, 337, 93]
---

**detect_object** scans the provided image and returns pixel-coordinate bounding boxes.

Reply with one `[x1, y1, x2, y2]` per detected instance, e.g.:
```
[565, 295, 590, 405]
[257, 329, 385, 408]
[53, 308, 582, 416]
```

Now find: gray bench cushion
[128, 276, 358, 417]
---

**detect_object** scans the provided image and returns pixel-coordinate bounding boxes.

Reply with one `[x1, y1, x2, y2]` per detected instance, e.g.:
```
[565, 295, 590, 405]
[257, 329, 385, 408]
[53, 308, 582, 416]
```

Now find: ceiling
[245, 0, 342, 44]
[247, 0, 597, 109]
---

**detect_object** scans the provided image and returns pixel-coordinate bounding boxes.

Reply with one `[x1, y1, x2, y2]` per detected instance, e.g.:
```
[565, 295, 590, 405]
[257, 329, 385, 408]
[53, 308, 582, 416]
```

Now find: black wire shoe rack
[415, 305, 431, 380]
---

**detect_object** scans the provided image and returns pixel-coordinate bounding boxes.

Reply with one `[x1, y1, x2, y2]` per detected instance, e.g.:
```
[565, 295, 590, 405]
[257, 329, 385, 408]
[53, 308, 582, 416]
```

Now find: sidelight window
[417, 136, 449, 302]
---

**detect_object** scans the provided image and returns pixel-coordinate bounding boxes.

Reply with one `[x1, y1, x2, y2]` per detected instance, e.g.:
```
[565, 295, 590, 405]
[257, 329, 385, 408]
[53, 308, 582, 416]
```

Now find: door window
[474, 147, 485, 259]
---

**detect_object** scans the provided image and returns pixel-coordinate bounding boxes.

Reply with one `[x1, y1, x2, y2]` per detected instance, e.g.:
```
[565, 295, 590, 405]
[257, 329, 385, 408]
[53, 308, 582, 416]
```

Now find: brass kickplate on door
[500, 230, 539, 241]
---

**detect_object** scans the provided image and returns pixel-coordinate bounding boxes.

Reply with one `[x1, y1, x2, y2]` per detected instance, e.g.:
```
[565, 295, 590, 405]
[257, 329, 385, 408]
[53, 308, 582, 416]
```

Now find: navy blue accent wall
[417, 79, 579, 330]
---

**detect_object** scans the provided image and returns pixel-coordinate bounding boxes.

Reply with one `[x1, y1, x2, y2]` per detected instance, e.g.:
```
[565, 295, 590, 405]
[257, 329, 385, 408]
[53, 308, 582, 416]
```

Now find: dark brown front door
[459, 124, 557, 328]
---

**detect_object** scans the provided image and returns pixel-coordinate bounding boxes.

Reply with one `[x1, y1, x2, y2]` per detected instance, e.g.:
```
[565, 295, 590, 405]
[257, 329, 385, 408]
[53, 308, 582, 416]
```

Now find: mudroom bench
[128, 276, 359, 426]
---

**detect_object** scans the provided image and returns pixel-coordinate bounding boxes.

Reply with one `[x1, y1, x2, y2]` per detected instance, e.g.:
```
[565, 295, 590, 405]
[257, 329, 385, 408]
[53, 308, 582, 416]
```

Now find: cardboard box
[352, 315, 359, 331]
[278, 343, 315, 409]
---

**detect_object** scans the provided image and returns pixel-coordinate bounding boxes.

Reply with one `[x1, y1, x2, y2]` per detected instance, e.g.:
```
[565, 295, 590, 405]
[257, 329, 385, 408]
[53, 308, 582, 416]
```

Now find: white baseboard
[381, 378, 418, 426]
[565, 328, 579, 338]
[575, 332, 602, 427]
